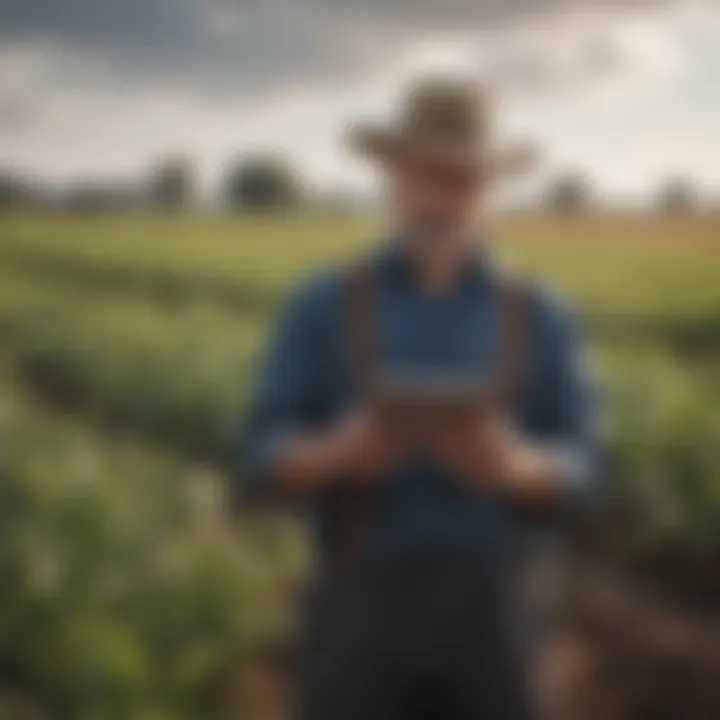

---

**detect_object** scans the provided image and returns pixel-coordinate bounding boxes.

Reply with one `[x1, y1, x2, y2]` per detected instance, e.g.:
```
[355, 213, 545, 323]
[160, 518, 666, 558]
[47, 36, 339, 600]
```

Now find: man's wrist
[502, 445, 562, 503]
[318, 427, 355, 478]
[275, 430, 346, 494]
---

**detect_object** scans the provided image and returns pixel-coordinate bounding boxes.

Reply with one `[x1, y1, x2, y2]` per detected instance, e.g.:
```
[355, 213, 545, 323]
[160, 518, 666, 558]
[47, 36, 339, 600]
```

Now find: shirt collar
[375, 234, 495, 296]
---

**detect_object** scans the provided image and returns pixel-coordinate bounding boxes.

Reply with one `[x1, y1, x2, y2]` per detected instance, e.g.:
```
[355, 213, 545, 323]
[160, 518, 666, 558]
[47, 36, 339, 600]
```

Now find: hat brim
[348, 124, 537, 179]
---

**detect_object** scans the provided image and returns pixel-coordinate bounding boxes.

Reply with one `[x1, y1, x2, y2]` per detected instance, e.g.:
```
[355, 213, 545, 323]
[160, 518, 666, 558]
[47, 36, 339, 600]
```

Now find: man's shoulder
[530, 281, 574, 320]
[286, 251, 384, 307]
[290, 265, 345, 303]
[520, 279, 581, 350]
[279, 265, 349, 330]
[496, 270, 578, 343]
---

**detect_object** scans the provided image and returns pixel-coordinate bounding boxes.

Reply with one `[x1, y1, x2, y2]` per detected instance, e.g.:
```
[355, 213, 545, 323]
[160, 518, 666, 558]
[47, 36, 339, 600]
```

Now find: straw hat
[348, 77, 536, 178]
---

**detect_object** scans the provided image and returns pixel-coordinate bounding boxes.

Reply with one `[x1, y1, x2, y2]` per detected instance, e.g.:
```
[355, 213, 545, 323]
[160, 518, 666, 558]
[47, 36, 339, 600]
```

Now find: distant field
[0, 214, 718, 316]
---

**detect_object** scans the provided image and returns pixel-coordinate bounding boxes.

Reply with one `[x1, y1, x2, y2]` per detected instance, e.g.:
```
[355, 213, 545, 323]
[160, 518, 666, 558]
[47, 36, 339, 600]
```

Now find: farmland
[0, 213, 718, 718]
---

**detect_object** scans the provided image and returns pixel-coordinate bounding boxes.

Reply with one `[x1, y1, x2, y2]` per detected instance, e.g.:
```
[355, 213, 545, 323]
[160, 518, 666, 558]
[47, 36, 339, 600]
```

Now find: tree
[0, 172, 35, 211]
[658, 177, 697, 215]
[150, 156, 195, 211]
[224, 155, 300, 212]
[546, 172, 592, 214]
[63, 182, 141, 214]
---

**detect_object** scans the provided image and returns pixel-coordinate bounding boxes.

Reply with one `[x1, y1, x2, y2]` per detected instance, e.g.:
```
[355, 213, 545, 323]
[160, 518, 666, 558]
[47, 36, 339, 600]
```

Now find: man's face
[389, 158, 482, 244]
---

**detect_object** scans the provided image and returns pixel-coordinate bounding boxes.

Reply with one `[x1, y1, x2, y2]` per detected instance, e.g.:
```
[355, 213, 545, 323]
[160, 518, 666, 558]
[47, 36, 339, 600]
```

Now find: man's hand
[327, 409, 414, 480]
[431, 412, 562, 504]
[275, 409, 411, 495]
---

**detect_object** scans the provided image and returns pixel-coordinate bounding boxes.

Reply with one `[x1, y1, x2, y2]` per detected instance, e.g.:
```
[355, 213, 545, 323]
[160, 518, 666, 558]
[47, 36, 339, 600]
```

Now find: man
[243, 78, 601, 720]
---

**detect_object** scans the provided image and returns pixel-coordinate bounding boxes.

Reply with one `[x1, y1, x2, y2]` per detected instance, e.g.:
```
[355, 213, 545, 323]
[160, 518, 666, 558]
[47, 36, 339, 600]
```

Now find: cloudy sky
[0, 0, 718, 202]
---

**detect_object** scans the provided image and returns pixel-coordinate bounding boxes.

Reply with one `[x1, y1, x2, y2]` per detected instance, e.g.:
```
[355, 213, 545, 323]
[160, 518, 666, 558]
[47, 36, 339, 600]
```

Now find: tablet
[371, 371, 491, 419]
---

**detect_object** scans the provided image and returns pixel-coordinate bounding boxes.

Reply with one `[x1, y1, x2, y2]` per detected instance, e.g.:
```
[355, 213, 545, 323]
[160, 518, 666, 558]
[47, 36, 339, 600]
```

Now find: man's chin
[412, 226, 465, 250]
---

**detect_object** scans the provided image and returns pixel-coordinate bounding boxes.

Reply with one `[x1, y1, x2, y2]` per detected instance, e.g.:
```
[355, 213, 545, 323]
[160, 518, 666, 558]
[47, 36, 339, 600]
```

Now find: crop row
[0, 277, 265, 463]
[600, 349, 720, 588]
[0, 382, 304, 719]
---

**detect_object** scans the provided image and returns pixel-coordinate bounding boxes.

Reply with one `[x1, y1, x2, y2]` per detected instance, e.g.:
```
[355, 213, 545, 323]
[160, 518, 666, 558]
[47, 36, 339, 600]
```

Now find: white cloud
[368, 10, 685, 102]
[0, 1, 717, 194]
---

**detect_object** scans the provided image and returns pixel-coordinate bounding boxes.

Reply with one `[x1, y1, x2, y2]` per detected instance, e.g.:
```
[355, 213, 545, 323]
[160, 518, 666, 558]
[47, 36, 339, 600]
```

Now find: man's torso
[302, 244, 550, 565]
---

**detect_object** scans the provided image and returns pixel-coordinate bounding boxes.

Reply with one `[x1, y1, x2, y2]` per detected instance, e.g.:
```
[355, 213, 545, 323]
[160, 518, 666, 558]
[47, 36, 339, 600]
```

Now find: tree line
[0, 155, 708, 215]
[0, 155, 302, 214]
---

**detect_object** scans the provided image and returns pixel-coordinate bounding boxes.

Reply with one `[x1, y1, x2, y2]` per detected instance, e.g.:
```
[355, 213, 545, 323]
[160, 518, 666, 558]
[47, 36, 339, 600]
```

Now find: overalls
[295, 261, 542, 720]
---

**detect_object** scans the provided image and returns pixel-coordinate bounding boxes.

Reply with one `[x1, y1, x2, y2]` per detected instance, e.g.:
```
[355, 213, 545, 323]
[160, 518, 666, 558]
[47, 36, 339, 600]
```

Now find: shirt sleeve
[524, 287, 605, 507]
[240, 276, 333, 498]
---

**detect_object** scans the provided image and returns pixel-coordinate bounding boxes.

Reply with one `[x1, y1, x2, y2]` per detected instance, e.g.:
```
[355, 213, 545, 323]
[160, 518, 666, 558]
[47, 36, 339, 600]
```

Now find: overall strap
[334, 259, 380, 567]
[491, 274, 534, 411]
[343, 261, 534, 408]
[344, 260, 380, 397]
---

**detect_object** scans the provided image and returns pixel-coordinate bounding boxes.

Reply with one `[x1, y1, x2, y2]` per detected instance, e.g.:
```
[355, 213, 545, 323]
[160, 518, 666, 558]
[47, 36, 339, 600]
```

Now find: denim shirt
[242, 242, 602, 564]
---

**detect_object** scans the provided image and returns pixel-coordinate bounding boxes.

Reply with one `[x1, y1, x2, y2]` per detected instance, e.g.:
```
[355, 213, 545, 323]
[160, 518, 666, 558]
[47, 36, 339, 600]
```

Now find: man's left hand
[430, 412, 561, 504]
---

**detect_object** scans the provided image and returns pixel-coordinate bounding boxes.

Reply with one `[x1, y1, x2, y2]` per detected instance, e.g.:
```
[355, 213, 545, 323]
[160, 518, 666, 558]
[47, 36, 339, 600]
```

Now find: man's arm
[241, 278, 337, 498]
[242, 275, 410, 500]
[274, 412, 411, 495]
[513, 288, 603, 507]
[433, 288, 603, 508]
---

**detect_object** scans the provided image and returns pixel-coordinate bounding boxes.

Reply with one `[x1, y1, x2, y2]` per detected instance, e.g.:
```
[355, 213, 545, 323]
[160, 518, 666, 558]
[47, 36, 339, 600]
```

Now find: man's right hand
[275, 409, 411, 495]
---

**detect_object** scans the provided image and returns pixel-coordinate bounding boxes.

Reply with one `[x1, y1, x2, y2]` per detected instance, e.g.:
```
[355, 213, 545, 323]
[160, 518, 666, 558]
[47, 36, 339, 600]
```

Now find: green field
[0, 213, 718, 718]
